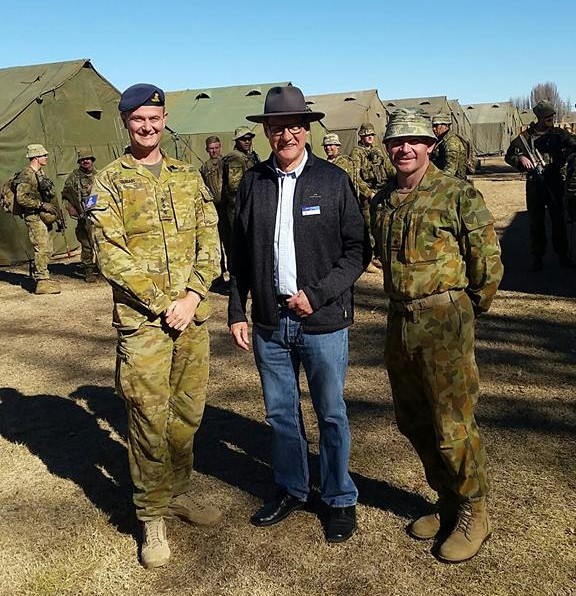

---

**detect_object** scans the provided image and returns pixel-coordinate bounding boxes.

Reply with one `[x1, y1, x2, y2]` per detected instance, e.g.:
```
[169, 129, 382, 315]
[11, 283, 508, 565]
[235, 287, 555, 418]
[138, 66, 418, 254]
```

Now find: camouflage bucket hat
[77, 147, 95, 162]
[358, 123, 376, 136]
[233, 126, 255, 140]
[322, 133, 341, 146]
[533, 100, 555, 118]
[432, 113, 452, 126]
[384, 108, 437, 142]
[26, 144, 49, 158]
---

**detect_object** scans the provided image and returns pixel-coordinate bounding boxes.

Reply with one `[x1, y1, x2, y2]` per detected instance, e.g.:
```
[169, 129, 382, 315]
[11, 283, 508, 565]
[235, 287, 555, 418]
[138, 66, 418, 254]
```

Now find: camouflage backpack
[0, 172, 22, 216]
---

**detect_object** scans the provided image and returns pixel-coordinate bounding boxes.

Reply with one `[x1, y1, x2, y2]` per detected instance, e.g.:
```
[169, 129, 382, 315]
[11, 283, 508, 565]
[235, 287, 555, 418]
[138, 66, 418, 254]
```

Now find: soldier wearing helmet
[14, 144, 61, 294]
[431, 113, 469, 180]
[322, 133, 358, 194]
[351, 123, 395, 270]
[61, 148, 98, 282]
[371, 108, 503, 564]
[505, 100, 576, 270]
[221, 126, 260, 263]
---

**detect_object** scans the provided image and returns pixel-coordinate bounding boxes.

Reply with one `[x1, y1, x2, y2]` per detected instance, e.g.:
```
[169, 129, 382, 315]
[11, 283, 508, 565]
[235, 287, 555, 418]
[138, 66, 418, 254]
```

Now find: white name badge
[302, 205, 321, 216]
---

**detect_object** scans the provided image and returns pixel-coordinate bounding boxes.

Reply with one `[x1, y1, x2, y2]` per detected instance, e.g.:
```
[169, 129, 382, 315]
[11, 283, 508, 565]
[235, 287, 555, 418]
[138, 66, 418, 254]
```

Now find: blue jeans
[253, 310, 358, 507]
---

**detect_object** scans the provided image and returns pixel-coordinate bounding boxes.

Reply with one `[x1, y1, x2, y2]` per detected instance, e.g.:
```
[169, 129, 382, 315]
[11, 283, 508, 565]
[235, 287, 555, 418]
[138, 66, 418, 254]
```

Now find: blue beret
[118, 83, 165, 112]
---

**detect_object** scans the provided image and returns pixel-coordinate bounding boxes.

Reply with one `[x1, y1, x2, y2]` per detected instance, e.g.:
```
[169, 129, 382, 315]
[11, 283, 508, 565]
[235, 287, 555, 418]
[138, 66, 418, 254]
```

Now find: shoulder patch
[84, 194, 98, 210]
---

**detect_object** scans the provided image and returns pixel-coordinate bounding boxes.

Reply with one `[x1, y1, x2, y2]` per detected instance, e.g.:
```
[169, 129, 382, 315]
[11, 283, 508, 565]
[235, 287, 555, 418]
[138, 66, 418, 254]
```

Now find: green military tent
[0, 58, 128, 266]
[304, 89, 388, 155]
[463, 102, 522, 156]
[165, 82, 326, 167]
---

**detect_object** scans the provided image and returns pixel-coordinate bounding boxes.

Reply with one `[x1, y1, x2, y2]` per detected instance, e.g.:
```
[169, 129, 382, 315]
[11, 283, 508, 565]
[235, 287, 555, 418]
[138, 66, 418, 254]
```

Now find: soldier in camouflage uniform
[351, 123, 395, 269]
[200, 135, 228, 289]
[371, 108, 503, 563]
[322, 132, 359, 194]
[15, 144, 61, 294]
[62, 148, 98, 282]
[431, 113, 469, 180]
[87, 84, 222, 570]
[505, 100, 576, 270]
[221, 126, 260, 256]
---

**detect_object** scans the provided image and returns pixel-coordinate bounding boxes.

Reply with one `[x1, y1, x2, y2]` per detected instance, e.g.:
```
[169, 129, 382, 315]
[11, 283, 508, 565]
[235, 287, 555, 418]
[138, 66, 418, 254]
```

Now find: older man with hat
[87, 83, 222, 569]
[431, 113, 469, 180]
[506, 100, 576, 270]
[228, 85, 368, 543]
[221, 126, 260, 253]
[61, 148, 98, 282]
[14, 144, 61, 294]
[371, 108, 503, 563]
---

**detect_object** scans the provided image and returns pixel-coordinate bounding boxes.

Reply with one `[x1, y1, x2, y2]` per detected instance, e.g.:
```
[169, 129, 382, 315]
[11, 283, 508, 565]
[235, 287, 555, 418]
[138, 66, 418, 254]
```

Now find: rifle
[518, 134, 547, 178]
[37, 173, 72, 257]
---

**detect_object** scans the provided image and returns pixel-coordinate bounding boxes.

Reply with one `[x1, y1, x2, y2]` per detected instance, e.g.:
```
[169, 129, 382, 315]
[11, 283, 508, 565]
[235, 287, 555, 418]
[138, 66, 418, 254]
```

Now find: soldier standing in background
[62, 148, 98, 282]
[322, 133, 359, 194]
[200, 135, 227, 290]
[87, 83, 222, 570]
[431, 113, 469, 180]
[14, 144, 61, 294]
[505, 100, 576, 271]
[351, 123, 395, 271]
[371, 108, 503, 563]
[221, 127, 260, 254]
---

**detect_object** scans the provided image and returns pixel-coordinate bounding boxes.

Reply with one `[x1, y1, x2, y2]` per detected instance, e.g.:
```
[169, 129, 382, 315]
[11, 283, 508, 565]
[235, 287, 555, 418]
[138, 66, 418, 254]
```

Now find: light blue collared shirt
[273, 151, 308, 296]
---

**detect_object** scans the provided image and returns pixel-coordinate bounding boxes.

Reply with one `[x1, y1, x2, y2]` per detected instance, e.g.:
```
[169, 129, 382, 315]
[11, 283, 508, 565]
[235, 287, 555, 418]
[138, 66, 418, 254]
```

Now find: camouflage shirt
[14, 166, 54, 211]
[62, 167, 98, 215]
[329, 153, 359, 196]
[431, 131, 468, 180]
[371, 163, 503, 313]
[350, 144, 395, 199]
[199, 156, 223, 204]
[221, 148, 260, 224]
[88, 150, 220, 330]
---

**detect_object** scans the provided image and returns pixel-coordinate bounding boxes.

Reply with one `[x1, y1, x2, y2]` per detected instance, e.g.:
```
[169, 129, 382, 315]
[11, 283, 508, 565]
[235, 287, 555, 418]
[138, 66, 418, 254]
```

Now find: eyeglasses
[267, 124, 306, 137]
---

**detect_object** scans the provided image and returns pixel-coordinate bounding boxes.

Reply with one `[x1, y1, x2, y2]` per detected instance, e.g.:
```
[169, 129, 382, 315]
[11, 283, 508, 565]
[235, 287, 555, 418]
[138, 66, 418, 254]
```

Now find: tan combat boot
[408, 494, 458, 540]
[35, 279, 61, 294]
[141, 518, 170, 569]
[438, 498, 492, 563]
[168, 491, 222, 526]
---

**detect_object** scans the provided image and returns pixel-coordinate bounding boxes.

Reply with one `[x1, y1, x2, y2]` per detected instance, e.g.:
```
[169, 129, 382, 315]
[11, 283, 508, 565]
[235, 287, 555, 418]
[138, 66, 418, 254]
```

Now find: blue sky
[2, 0, 574, 106]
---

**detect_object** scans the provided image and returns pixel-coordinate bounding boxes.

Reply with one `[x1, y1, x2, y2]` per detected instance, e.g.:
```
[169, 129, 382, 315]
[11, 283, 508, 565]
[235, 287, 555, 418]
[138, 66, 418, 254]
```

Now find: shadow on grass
[0, 386, 137, 538]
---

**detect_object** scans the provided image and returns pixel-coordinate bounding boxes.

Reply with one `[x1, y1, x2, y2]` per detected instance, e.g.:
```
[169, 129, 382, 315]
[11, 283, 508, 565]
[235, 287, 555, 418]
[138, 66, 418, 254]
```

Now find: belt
[389, 289, 463, 313]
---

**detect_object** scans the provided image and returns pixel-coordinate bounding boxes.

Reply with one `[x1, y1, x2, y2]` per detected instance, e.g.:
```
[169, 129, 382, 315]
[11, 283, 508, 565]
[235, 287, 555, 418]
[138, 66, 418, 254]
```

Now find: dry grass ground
[0, 158, 575, 596]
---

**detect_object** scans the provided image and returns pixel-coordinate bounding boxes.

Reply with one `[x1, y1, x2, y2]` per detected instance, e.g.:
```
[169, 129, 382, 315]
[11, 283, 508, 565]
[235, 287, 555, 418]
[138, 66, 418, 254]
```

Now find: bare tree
[510, 95, 531, 110]
[530, 82, 565, 121]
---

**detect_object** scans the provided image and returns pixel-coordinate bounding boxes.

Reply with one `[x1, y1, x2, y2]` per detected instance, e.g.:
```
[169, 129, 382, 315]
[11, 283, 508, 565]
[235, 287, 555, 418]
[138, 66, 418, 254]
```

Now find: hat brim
[246, 110, 324, 123]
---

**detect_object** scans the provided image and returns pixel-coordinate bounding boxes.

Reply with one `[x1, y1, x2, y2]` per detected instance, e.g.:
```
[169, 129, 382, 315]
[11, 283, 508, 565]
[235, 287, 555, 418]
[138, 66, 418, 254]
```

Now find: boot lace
[144, 519, 164, 548]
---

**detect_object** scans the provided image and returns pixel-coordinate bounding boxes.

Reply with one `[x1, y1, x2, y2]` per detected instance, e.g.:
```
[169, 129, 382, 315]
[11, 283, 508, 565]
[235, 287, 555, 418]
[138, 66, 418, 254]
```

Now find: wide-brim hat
[384, 108, 437, 142]
[432, 113, 452, 126]
[246, 86, 324, 123]
[26, 144, 49, 158]
[533, 100, 555, 119]
[77, 147, 96, 162]
[233, 126, 256, 140]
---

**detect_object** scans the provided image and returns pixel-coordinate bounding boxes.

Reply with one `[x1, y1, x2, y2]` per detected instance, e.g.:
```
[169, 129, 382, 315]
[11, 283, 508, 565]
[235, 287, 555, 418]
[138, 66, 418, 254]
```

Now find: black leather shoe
[324, 505, 357, 543]
[250, 493, 306, 527]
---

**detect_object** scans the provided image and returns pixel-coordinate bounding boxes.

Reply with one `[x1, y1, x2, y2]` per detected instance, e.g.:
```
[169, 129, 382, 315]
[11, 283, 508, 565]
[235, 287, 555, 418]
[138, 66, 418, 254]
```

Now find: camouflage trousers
[24, 214, 53, 280]
[385, 290, 489, 500]
[74, 219, 96, 268]
[116, 319, 210, 521]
